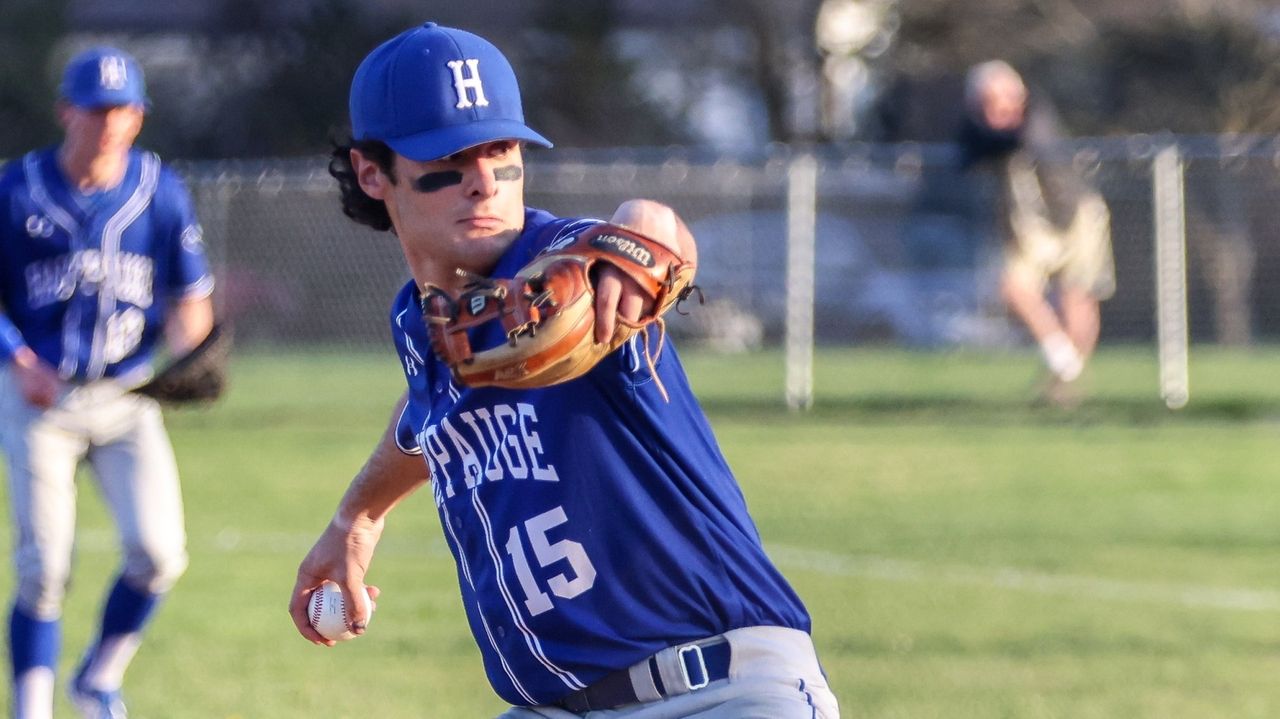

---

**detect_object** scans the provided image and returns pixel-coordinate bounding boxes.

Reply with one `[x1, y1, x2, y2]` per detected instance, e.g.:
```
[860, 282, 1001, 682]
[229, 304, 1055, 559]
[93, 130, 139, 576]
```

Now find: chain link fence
[178, 137, 1280, 353]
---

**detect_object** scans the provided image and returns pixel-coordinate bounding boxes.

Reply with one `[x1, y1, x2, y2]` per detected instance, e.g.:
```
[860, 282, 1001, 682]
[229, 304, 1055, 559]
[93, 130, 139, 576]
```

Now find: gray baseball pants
[0, 369, 188, 619]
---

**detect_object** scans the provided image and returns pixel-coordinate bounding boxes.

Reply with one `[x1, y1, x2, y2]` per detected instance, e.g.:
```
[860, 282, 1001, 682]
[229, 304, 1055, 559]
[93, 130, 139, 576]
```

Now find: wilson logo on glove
[590, 233, 655, 267]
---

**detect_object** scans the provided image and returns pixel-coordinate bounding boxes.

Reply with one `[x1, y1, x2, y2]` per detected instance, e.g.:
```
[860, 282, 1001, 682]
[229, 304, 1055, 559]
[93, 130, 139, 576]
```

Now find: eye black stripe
[493, 166, 522, 182]
[412, 171, 463, 193]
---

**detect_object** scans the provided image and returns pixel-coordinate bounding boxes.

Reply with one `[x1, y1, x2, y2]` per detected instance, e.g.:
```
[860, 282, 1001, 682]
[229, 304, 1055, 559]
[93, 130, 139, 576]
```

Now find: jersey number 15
[505, 506, 597, 616]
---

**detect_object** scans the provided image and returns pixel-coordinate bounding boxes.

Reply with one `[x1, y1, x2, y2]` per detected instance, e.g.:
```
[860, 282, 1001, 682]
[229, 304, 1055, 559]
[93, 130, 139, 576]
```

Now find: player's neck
[405, 254, 467, 295]
[401, 240, 505, 296]
[57, 145, 130, 193]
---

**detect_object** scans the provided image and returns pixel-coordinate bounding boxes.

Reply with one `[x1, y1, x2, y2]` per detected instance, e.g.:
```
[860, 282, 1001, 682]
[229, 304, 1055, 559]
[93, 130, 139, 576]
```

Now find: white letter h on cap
[99, 56, 128, 90]
[447, 59, 489, 109]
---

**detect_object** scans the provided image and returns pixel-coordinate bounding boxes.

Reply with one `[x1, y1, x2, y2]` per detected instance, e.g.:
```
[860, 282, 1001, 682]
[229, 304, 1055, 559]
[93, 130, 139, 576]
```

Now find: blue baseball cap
[350, 22, 552, 162]
[60, 46, 149, 110]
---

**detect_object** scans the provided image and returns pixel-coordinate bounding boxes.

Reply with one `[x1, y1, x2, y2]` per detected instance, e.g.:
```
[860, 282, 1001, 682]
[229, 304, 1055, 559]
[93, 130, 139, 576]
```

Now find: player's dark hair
[329, 134, 396, 232]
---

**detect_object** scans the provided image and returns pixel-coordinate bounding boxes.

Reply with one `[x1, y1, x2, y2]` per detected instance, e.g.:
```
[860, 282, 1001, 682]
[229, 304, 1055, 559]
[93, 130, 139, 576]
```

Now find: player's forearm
[332, 397, 430, 530]
[165, 295, 214, 355]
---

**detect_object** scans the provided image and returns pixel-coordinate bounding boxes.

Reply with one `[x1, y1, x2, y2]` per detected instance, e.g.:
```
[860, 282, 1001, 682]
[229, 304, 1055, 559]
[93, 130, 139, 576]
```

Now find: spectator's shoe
[68, 672, 128, 719]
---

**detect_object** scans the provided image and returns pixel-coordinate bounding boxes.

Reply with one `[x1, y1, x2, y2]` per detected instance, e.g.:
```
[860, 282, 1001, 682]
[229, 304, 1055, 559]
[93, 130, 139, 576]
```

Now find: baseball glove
[420, 223, 697, 398]
[133, 323, 232, 404]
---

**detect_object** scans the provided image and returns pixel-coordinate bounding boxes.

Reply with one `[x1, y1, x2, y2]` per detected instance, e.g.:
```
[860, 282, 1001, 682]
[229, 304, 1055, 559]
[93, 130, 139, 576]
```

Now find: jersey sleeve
[393, 401, 420, 455]
[160, 167, 215, 300]
[531, 216, 604, 255]
[0, 162, 28, 362]
[389, 281, 428, 455]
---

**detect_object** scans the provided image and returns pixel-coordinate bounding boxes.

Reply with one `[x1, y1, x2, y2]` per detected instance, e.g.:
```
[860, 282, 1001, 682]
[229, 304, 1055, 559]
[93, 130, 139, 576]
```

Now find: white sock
[81, 633, 143, 690]
[1040, 331, 1084, 382]
[14, 666, 55, 719]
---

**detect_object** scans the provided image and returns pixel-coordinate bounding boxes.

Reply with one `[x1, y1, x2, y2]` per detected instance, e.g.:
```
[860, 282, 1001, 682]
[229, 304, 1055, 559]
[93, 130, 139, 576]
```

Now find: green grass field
[3, 346, 1280, 718]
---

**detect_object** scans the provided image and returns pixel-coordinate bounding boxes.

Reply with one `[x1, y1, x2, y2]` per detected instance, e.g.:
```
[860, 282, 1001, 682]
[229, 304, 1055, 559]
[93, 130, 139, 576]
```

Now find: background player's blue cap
[60, 46, 149, 110]
[350, 22, 552, 162]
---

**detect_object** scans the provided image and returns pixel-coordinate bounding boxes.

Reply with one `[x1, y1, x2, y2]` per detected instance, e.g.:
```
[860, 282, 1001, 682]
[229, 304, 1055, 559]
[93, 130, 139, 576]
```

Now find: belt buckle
[678, 643, 709, 691]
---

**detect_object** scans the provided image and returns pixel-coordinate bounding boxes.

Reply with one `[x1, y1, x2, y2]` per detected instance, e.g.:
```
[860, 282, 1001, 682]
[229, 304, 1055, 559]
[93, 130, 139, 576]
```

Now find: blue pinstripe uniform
[1, 45, 214, 719]
[390, 209, 811, 706]
[0, 147, 213, 378]
[298, 22, 839, 718]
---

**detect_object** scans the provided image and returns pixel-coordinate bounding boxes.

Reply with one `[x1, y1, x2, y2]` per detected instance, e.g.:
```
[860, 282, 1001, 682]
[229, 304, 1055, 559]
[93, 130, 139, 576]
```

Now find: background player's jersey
[390, 208, 811, 706]
[0, 147, 213, 382]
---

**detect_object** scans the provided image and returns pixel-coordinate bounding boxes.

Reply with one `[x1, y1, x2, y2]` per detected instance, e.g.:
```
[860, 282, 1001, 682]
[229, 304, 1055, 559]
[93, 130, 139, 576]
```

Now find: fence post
[785, 153, 818, 411]
[1152, 144, 1189, 409]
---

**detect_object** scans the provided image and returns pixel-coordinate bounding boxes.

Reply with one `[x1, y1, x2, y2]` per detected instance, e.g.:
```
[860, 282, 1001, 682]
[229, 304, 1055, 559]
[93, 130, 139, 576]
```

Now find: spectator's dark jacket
[958, 97, 1093, 236]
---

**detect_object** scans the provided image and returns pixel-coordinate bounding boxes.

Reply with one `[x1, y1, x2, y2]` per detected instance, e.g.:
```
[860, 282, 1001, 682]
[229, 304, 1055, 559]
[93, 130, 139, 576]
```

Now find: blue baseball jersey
[0, 147, 213, 381]
[390, 209, 811, 706]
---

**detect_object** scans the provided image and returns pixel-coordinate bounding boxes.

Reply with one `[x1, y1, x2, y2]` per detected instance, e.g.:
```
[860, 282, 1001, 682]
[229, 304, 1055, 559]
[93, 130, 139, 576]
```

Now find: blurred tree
[1083, 7, 1280, 135]
[875, 0, 1280, 140]
[140, 0, 703, 157]
[879, 0, 1280, 346]
[0, 0, 67, 157]
[140, 0, 416, 158]
[709, 0, 809, 143]
[15, 0, 838, 155]
[23, 0, 1280, 157]
[874, 0, 1102, 142]
[519, 0, 686, 148]
[235, 0, 416, 156]
[1083, 7, 1280, 346]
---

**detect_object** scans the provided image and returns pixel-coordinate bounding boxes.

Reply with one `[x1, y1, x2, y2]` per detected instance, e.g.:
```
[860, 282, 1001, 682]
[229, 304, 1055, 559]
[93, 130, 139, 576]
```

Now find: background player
[958, 60, 1115, 406]
[0, 47, 214, 719]
[288, 22, 839, 718]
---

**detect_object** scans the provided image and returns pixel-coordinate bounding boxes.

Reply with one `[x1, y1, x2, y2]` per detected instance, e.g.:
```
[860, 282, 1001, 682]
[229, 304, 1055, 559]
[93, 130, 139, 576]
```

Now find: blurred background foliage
[1, 0, 1279, 159]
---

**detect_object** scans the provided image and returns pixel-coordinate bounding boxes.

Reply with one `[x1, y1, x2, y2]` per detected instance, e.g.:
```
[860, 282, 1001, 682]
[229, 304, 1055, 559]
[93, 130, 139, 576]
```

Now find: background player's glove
[421, 223, 697, 397]
[133, 323, 232, 404]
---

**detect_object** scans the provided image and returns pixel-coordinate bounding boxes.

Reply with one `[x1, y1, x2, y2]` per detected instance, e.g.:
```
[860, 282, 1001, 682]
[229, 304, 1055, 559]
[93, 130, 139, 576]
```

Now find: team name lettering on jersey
[111, 253, 155, 306]
[24, 250, 154, 309]
[24, 255, 77, 306]
[417, 401, 560, 504]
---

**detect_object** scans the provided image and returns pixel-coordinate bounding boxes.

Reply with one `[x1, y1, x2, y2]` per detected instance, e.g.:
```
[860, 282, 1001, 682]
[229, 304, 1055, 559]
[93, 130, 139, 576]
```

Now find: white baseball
[307, 581, 373, 642]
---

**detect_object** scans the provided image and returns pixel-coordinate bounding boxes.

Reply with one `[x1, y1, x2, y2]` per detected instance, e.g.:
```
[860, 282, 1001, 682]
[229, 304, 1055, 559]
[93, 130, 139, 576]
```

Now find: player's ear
[350, 148, 391, 200]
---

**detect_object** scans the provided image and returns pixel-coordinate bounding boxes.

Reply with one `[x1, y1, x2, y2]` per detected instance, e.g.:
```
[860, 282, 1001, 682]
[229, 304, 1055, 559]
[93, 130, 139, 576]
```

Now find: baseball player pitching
[0, 47, 214, 719]
[288, 22, 839, 718]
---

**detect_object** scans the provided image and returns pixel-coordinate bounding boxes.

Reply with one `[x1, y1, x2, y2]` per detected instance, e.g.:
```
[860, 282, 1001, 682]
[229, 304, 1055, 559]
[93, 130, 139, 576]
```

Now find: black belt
[557, 638, 731, 713]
